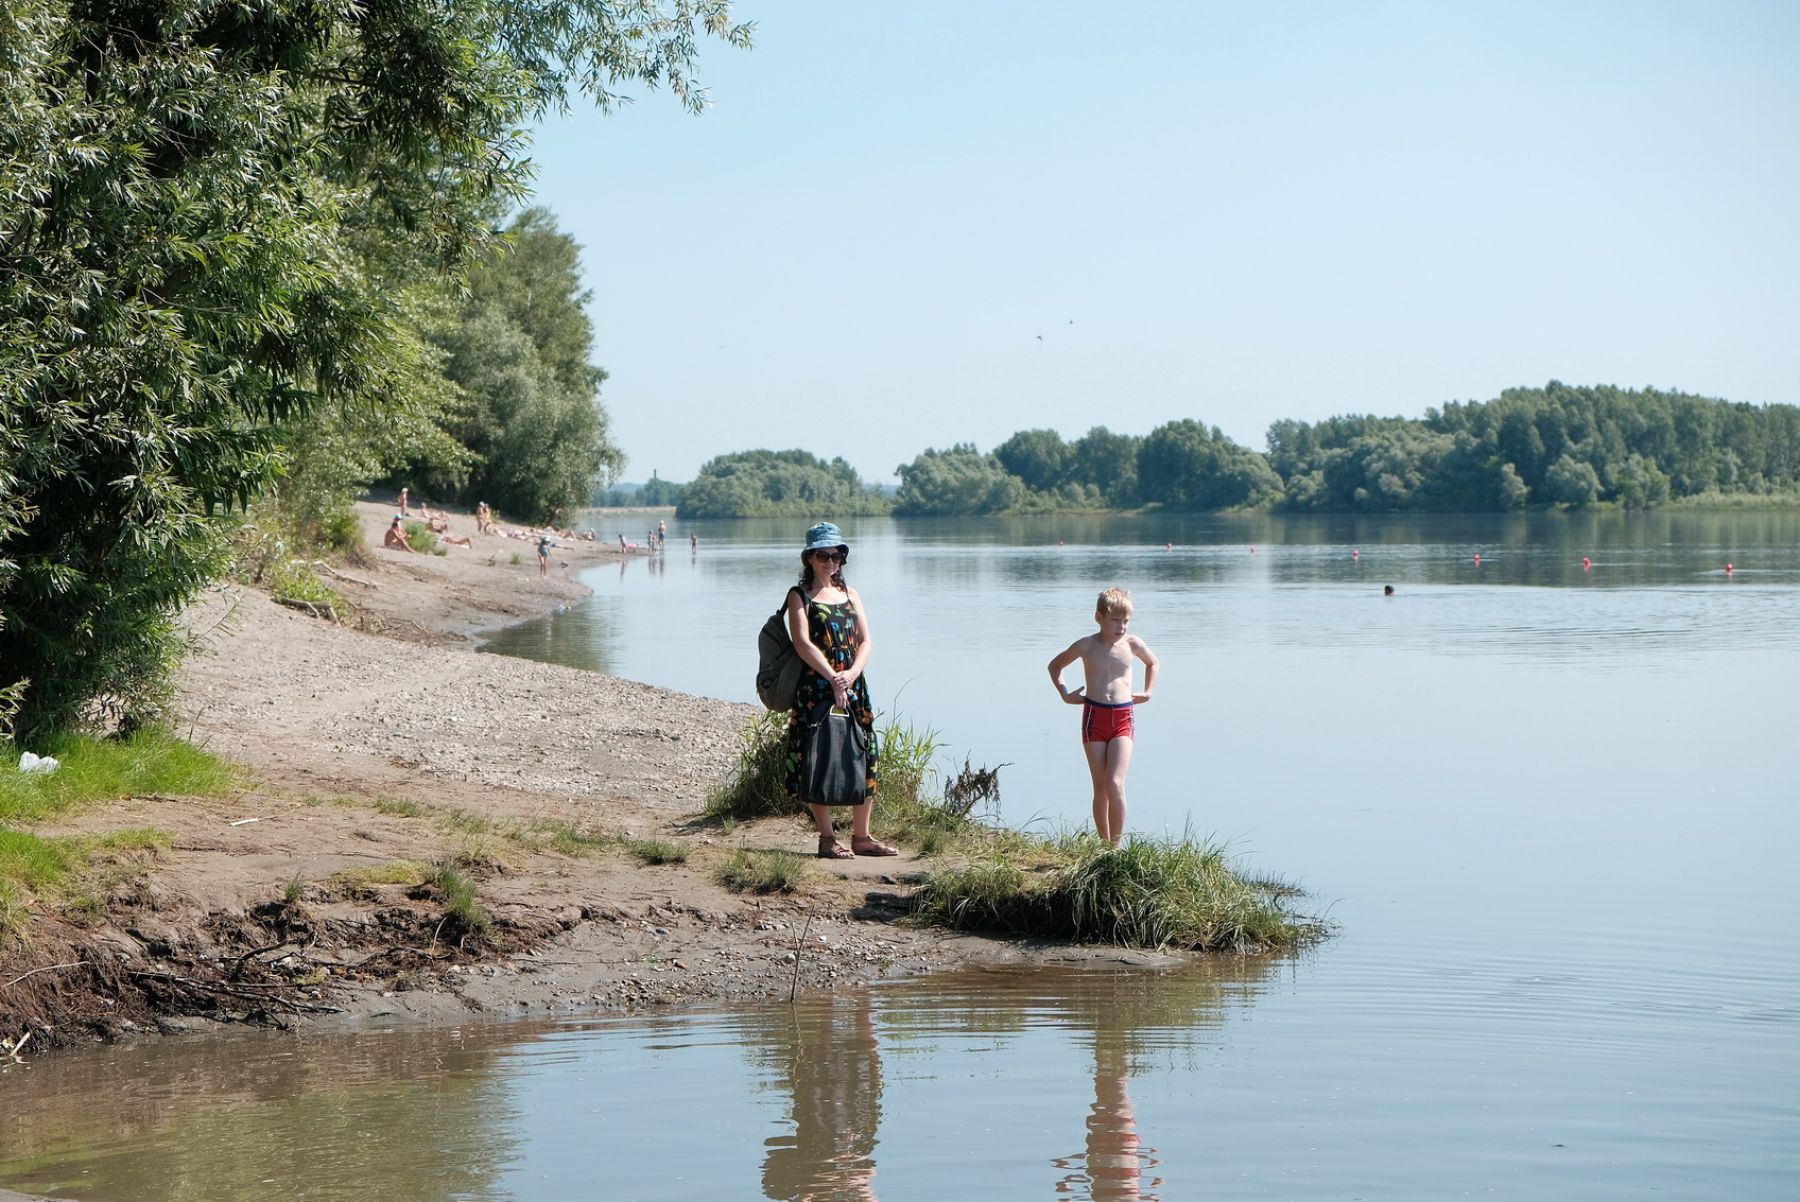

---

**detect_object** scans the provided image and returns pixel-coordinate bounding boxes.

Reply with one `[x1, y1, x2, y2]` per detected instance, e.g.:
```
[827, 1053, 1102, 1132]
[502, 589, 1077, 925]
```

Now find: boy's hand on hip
[1061, 686, 1086, 705]
[1132, 692, 1151, 704]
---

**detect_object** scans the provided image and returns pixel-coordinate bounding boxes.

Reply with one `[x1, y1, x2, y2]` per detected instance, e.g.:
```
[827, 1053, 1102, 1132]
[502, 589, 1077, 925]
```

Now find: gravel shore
[5, 500, 1137, 1056]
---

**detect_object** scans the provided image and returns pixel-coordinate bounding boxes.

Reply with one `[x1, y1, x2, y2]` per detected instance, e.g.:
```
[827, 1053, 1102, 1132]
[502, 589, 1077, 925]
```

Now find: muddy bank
[3, 500, 1157, 1059]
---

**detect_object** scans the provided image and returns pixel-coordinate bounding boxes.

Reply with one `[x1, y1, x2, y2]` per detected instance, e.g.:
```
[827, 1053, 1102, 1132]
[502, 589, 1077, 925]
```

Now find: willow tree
[0, 0, 750, 738]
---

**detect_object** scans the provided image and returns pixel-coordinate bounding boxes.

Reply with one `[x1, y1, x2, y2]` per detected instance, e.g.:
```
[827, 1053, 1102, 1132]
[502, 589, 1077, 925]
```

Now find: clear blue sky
[525, 0, 1800, 485]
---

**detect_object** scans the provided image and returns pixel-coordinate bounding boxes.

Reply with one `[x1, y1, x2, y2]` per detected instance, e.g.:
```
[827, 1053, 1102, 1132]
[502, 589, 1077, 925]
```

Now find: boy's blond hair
[1095, 587, 1133, 618]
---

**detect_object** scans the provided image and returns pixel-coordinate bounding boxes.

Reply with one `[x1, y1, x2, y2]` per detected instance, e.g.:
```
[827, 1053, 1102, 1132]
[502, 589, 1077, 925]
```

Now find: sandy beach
[4, 500, 1160, 1053]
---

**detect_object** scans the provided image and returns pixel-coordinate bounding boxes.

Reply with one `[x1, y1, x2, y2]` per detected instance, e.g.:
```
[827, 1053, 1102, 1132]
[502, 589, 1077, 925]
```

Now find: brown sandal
[817, 837, 855, 860]
[851, 836, 898, 857]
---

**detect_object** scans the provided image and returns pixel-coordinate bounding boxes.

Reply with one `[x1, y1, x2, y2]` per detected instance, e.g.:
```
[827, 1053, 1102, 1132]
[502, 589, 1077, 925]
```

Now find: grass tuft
[623, 837, 687, 865]
[715, 848, 809, 893]
[420, 862, 492, 942]
[913, 832, 1328, 953]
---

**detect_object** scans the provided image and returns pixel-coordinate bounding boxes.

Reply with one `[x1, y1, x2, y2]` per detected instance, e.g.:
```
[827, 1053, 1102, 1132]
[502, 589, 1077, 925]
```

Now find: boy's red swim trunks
[1081, 698, 1135, 744]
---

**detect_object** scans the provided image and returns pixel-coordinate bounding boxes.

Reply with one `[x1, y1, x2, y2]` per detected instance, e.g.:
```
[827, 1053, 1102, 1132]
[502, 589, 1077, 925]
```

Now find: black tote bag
[802, 700, 869, 808]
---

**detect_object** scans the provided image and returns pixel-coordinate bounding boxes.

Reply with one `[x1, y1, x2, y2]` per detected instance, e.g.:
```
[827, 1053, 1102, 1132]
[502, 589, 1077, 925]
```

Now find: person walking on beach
[537, 533, 552, 576]
[1048, 587, 1160, 846]
[784, 522, 896, 859]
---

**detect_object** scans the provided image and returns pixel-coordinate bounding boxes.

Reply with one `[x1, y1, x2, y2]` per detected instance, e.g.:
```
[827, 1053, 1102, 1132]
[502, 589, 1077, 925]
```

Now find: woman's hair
[798, 547, 848, 592]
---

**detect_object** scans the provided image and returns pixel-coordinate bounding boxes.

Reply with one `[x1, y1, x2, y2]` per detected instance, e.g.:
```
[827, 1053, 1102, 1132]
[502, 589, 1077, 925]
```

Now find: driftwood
[273, 596, 338, 623]
[125, 968, 343, 1015]
[2, 962, 84, 990]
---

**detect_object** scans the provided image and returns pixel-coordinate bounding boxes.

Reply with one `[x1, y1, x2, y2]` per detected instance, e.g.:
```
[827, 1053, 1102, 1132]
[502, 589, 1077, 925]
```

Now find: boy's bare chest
[1088, 641, 1133, 675]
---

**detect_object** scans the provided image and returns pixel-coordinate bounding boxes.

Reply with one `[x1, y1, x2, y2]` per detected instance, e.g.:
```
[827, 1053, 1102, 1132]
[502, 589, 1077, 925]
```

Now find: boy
[1048, 587, 1160, 846]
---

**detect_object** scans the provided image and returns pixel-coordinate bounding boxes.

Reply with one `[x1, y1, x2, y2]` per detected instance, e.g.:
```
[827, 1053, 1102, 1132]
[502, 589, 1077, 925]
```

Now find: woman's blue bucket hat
[803, 522, 848, 553]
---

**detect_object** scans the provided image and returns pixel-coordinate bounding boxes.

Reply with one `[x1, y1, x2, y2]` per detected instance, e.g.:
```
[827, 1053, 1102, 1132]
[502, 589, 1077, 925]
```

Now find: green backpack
[755, 590, 804, 711]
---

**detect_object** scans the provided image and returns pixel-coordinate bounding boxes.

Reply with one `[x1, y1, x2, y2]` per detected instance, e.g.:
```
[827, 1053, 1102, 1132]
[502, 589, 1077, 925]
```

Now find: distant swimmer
[1384, 584, 1395, 597]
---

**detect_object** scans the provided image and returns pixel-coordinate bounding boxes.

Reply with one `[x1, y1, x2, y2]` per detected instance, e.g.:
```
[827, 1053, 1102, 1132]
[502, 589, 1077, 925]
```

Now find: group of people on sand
[384, 492, 565, 559]
[785, 521, 1157, 859]
[383, 492, 684, 578]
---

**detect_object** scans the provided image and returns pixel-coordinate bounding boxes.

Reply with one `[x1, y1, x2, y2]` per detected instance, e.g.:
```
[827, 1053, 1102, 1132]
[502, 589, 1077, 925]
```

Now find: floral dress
[785, 591, 879, 805]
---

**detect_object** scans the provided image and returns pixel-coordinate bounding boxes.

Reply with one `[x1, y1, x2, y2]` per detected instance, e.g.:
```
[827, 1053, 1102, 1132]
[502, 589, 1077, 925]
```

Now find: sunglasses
[811, 549, 845, 563]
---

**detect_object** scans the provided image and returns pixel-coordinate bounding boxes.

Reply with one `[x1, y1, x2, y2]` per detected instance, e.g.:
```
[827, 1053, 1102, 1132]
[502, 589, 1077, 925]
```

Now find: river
[4, 509, 1796, 1200]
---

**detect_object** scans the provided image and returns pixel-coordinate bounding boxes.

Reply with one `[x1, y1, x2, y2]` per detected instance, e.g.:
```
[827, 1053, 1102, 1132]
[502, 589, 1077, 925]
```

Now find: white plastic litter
[18, 752, 60, 775]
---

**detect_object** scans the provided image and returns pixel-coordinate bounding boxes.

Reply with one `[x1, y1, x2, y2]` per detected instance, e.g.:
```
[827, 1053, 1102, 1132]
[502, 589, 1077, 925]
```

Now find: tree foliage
[892, 445, 1025, 516]
[0, 0, 749, 737]
[677, 450, 887, 518]
[429, 208, 624, 522]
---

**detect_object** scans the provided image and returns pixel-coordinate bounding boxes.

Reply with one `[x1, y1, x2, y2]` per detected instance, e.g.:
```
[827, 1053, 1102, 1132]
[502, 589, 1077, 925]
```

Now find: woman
[785, 522, 896, 859]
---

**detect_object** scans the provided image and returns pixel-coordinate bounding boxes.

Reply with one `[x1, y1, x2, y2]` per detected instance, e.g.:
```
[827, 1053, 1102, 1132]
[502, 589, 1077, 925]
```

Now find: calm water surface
[4, 511, 1797, 1200]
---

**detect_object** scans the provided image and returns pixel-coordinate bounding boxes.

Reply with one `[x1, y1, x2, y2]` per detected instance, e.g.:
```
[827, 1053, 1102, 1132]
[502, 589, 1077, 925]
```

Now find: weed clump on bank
[914, 834, 1327, 954]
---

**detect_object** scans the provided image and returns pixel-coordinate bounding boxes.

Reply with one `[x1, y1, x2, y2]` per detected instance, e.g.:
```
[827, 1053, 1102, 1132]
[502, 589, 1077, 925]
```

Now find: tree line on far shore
[671, 383, 1800, 518]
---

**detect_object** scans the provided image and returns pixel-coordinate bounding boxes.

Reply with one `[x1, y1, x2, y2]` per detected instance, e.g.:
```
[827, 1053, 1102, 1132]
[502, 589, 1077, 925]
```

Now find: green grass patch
[913, 832, 1328, 954]
[373, 796, 427, 818]
[0, 731, 225, 943]
[715, 848, 810, 894]
[0, 826, 171, 943]
[0, 731, 238, 823]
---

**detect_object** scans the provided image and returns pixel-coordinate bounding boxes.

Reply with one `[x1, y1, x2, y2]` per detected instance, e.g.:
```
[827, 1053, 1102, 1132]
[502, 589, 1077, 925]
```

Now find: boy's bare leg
[1083, 741, 1112, 843]
[1103, 736, 1134, 846]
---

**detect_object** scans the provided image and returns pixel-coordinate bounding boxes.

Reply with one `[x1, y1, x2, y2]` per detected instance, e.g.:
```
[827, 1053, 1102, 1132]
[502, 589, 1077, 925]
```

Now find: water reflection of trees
[0, 1024, 518, 1202]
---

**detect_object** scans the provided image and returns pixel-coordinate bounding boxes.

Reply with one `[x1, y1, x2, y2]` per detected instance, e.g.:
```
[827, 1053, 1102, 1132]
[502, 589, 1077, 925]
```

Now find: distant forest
[672, 383, 1800, 518]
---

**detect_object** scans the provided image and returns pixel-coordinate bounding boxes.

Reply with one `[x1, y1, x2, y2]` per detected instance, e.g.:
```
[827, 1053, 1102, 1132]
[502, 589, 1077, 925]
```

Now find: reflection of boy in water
[1055, 1040, 1163, 1201]
[761, 995, 883, 1201]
